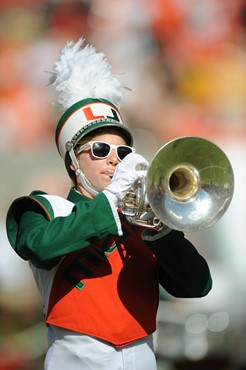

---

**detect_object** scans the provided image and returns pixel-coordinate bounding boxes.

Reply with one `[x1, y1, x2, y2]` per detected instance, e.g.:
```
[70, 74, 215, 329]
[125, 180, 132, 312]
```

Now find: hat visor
[72, 120, 133, 147]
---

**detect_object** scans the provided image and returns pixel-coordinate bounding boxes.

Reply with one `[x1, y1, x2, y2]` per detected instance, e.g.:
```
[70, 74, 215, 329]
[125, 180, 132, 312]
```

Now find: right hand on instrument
[103, 152, 149, 205]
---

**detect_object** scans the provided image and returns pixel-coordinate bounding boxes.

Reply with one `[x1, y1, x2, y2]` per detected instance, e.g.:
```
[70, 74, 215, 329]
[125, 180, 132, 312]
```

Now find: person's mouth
[102, 170, 115, 179]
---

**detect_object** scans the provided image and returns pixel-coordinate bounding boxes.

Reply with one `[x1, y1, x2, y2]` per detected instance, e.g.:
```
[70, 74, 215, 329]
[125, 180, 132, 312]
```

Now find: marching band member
[6, 39, 212, 370]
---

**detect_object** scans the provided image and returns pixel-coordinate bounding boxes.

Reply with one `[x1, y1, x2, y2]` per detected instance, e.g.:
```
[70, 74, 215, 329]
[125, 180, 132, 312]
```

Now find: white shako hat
[50, 38, 133, 173]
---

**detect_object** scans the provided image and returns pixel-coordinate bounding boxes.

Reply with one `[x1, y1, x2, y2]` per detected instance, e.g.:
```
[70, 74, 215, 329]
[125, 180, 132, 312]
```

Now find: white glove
[103, 152, 149, 205]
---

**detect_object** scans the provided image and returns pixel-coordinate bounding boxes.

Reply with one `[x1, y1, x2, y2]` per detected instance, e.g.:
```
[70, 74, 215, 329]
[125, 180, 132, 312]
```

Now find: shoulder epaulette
[6, 190, 54, 250]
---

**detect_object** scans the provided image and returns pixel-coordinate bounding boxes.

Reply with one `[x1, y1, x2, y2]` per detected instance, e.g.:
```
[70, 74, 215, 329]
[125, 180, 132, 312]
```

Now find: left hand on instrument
[103, 152, 149, 204]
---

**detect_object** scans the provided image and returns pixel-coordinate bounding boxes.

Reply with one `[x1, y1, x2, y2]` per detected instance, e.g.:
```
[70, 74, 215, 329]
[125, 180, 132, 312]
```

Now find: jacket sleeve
[6, 192, 120, 267]
[147, 230, 212, 298]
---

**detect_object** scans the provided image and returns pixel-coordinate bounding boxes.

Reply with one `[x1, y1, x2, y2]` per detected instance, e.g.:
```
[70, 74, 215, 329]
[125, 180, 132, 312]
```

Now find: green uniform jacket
[6, 188, 212, 299]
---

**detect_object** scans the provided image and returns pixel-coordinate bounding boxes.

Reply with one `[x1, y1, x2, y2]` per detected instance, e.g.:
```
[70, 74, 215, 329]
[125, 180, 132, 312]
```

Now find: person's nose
[107, 149, 119, 165]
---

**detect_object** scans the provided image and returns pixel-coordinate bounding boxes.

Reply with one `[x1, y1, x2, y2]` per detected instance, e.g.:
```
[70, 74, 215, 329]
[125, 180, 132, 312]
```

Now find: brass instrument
[121, 136, 234, 232]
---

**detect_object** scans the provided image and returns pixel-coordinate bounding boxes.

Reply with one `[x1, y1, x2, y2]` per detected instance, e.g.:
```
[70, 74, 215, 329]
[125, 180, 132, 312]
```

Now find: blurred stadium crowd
[0, 0, 246, 369]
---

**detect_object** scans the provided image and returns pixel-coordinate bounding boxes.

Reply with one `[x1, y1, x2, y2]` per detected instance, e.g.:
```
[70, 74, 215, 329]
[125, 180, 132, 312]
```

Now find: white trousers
[44, 326, 157, 370]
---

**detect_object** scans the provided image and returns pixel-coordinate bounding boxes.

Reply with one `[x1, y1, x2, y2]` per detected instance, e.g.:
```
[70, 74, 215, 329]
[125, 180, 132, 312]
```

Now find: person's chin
[96, 175, 111, 191]
[100, 180, 111, 191]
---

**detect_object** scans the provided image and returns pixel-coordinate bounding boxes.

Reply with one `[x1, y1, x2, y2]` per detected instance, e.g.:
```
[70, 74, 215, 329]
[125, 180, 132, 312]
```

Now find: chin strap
[66, 142, 99, 197]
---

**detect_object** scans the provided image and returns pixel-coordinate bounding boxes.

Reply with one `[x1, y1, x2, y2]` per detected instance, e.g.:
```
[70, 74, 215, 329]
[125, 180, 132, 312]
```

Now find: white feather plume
[49, 38, 127, 111]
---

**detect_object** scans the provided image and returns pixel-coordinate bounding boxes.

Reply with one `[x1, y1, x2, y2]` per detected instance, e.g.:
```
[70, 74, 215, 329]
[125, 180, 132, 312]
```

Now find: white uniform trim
[29, 195, 75, 315]
[40, 194, 75, 218]
[102, 190, 123, 236]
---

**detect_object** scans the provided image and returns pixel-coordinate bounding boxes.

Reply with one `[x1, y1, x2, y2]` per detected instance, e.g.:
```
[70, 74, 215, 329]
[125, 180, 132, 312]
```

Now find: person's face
[73, 132, 127, 198]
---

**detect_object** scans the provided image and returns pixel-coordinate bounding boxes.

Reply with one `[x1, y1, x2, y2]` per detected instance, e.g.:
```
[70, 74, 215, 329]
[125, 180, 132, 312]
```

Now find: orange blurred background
[0, 1, 246, 369]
